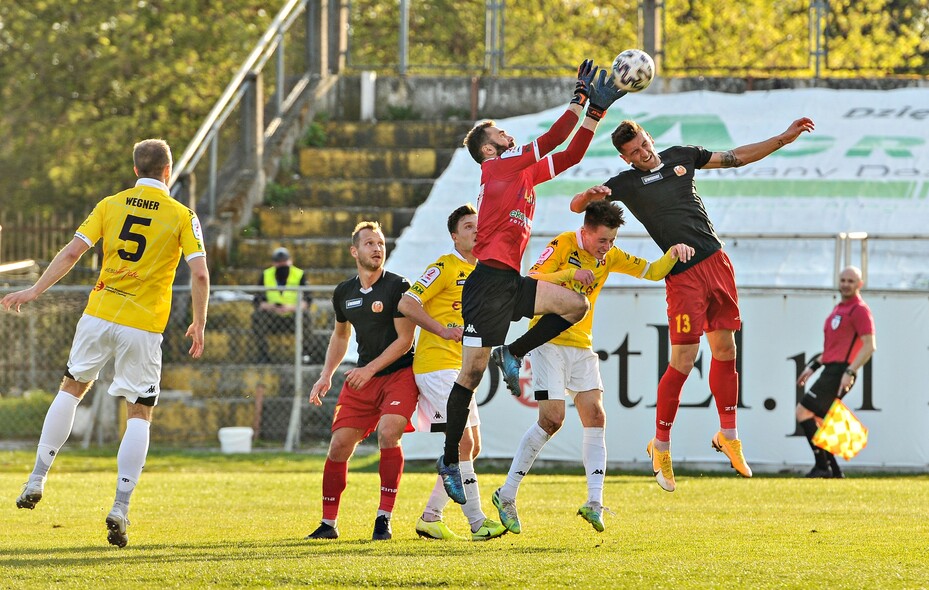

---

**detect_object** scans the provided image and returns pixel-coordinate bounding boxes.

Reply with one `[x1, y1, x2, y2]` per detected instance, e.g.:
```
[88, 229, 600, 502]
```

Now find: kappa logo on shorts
[465, 324, 477, 334]
[433, 411, 443, 420]
[390, 400, 401, 406]
[145, 385, 156, 394]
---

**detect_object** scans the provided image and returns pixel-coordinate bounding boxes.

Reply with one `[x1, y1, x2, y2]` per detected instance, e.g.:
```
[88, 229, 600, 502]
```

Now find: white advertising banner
[399, 288, 929, 470]
[390, 88, 929, 290]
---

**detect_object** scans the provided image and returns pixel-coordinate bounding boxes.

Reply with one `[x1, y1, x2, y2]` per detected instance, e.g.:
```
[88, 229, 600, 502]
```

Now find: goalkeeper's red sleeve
[536, 109, 580, 157]
[550, 126, 594, 176]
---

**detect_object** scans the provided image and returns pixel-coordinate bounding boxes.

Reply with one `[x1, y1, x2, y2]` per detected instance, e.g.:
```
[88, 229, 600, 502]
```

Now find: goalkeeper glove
[587, 69, 627, 121]
[570, 59, 597, 107]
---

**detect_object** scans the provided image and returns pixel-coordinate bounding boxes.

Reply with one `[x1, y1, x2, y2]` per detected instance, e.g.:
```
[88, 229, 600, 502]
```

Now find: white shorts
[413, 369, 480, 432]
[527, 342, 603, 402]
[68, 314, 163, 405]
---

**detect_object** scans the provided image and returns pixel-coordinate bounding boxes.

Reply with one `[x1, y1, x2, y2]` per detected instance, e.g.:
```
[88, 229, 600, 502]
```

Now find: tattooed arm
[703, 118, 815, 169]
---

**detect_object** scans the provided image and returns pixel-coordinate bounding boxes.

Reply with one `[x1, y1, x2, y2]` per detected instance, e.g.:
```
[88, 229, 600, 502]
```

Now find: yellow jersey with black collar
[528, 229, 677, 348]
[405, 251, 474, 374]
[76, 179, 206, 333]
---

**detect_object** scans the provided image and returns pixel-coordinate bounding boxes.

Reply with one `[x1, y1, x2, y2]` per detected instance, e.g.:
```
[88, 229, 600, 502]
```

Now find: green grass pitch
[1, 450, 927, 589]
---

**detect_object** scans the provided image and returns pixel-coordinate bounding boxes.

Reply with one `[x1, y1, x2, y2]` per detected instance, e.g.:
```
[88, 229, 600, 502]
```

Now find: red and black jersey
[604, 145, 721, 274]
[473, 109, 591, 271]
[333, 270, 414, 376]
[821, 295, 875, 364]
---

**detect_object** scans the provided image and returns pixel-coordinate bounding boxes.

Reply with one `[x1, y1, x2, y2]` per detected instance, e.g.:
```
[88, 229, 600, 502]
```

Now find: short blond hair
[352, 220, 383, 246]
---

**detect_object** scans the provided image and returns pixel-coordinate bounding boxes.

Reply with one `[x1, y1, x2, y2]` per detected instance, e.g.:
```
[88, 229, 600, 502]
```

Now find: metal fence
[346, 0, 929, 78]
[0, 285, 347, 451]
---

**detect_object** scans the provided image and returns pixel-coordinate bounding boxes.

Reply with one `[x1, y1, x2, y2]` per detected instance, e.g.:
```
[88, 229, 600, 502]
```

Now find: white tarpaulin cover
[382, 88, 929, 469]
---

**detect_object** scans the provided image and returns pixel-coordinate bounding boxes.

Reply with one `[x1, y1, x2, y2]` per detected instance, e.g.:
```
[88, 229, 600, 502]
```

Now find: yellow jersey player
[398, 204, 507, 541]
[492, 200, 692, 534]
[2, 139, 210, 548]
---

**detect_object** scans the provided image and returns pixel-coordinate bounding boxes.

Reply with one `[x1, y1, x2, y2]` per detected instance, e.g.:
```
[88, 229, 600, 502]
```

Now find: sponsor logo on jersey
[417, 266, 441, 288]
[410, 284, 425, 295]
[568, 256, 582, 268]
[345, 298, 363, 309]
[642, 172, 662, 184]
[674, 165, 687, 176]
[831, 314, 842, 330]
[456, 280, 466, 286]
[372, 301, 384, 313]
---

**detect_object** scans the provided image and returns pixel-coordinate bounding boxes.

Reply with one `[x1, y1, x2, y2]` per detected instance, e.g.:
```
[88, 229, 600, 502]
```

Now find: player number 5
[117, 215, 152, 262]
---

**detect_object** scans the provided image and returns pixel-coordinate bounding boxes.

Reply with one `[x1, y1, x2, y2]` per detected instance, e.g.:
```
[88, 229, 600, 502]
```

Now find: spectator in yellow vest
[252, 247, 312, 363]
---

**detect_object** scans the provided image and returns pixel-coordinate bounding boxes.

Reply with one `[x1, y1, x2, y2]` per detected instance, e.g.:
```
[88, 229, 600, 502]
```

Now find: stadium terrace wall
[329, 75, 929, 120]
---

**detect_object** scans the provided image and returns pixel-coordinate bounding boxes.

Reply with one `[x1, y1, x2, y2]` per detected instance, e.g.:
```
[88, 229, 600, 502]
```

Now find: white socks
[499, 422, 550, 500]
[458, 460, 487, 531]
[423, 476, 450, 522]
[32, 391, 82, 480]
[114, 418, 150, 512]
[582, 427, 606, 505]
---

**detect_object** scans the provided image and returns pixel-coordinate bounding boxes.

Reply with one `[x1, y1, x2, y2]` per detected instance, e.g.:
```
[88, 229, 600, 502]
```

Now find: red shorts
[664, 250, 741, 345]
[332, 366, 418, 438]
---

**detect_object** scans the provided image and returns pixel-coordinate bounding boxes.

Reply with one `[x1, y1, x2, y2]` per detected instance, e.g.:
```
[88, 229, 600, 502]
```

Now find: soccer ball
[610, 49, 655, 93]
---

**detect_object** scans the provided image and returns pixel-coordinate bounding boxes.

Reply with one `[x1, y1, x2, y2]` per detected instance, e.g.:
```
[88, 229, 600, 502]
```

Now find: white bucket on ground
[218, 427, 254, 454]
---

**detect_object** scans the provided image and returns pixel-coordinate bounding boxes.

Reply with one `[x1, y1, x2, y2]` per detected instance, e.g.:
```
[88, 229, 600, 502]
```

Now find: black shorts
[800, 363, 848, 417]
[461, 262, 537, 347]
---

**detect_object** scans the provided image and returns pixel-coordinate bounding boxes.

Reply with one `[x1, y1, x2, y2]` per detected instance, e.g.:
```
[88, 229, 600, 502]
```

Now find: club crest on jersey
[831, 314, 842, 330]
[345, 298, 362, 309]
[674, 165, 686, 176]
[642, 172, 662, 184]
[94, 280, 105, 291]
[417, 266, 441, 288]
[371, 300, 384, 313]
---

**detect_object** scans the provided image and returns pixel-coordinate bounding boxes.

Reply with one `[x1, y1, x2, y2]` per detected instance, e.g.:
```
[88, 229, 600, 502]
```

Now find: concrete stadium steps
[236, 236, 397, 268]
[321, 121, 474, 149]
[253, 206, 413, 239]
[298, 147, 456, 179]
[288, 178, 435, 208]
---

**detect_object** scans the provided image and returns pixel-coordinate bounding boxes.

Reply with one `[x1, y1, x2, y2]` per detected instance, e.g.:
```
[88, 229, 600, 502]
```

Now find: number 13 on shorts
[674, 313, 691, 334]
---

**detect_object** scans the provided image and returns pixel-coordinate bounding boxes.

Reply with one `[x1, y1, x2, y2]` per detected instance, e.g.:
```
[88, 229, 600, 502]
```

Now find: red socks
[321, 458, 348, 521]
[378, 446, 404, 513]
[655, 366, 688, 441]
[710, 358, 738, 430]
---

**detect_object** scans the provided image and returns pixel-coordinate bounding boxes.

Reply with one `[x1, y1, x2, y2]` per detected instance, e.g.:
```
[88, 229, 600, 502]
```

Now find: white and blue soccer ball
[610, 49, 656, 92]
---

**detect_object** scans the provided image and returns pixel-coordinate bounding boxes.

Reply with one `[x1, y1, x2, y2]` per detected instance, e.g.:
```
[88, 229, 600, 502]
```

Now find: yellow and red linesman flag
[812, 400, 869, 460]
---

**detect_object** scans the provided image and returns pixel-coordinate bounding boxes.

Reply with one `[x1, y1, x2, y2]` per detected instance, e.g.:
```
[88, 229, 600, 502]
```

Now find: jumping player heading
[572, 117, 815, 491]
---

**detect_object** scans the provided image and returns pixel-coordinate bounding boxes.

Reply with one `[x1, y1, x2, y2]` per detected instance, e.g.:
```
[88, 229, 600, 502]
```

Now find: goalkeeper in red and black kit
[795, 265, 876, 478]
[437, 59, 628, 504]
